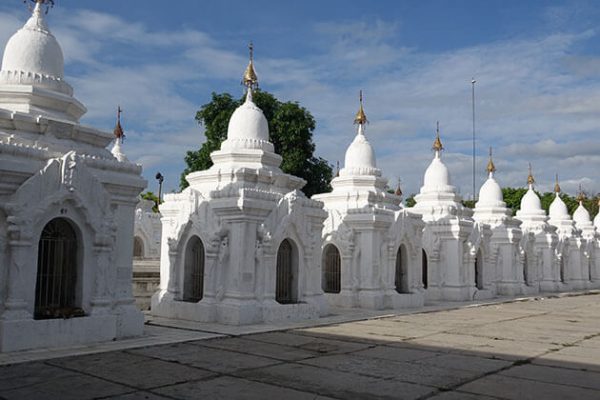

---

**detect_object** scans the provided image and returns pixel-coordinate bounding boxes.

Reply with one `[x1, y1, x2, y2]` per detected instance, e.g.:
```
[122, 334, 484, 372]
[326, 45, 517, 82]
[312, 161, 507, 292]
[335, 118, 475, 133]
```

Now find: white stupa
[412, 124, 491, 302]
[0, 1, 85, 122]
[515, 165, 548, 231]
[573, 192, 595, 238]
[152, 44, 327, 325]
[547, 176, 575, 235]
[412, 123, 467, 220]
[313, 92, 424, 310]
[474, 149, 526, 295]
[0, 1, 145, 352]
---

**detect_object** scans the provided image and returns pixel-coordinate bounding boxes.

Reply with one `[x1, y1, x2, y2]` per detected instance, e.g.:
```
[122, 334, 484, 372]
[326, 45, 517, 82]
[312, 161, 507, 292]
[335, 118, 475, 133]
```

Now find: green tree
[140, 191, 160, 213]
[181, 90, 333, 197]
[404, 194, 416, 208]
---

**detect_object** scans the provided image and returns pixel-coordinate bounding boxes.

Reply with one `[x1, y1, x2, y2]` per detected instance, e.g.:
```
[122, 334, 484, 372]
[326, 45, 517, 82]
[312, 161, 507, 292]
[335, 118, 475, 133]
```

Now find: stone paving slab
[499, 364, 600, 391]
[299, 353, 478, 389]
[532, 345, 600, 372]
[242, 330, 374, 354]
[236, 362, 437, 400]
[0, 369, 132, 400]
[46, 351, 216, 390]
[190, 336, 327, 361]
[128, 342, 283, 374]
[153, 376, 338, 400]
[457, 373, 600, 400]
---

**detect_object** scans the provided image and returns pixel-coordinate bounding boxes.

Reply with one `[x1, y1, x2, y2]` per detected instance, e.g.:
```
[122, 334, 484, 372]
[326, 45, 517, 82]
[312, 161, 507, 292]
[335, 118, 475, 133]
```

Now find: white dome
[226, 92, 269, 143]
[520, 187, 542, 213]
[423, 153, 451, 189]
[344, 128, 376, 172]
[549, 194, 569, 219]
[594, 211, 600, 229]
[573, 203, 591, 225]
[477, 174, 503, 206]
[1, 5, 64, 79]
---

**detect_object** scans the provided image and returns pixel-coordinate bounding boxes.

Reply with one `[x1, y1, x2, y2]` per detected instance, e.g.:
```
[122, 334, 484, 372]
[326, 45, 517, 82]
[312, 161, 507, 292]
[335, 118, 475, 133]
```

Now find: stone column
[3, 239, 32, 320]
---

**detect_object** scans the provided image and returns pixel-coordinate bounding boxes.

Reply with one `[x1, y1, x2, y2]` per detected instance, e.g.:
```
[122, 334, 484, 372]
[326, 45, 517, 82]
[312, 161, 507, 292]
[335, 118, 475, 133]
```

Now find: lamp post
[155, 172, 164, 206]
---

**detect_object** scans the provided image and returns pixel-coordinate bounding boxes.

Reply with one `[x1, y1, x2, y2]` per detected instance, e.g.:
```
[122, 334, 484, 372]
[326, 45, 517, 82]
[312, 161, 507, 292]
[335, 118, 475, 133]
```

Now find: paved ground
[1, 294, 600, 399]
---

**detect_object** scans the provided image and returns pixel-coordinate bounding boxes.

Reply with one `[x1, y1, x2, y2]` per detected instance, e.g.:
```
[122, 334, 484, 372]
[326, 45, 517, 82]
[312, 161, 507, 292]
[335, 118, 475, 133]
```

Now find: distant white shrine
[151, 47, 328, 324]
[313, 93, 424, 310]
[0, 2, 145, 352]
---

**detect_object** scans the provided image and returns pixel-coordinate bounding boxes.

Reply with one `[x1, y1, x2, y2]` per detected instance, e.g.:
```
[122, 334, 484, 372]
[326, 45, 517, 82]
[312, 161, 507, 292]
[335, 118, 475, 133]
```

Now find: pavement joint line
[123, 345, 289, 376]
[438, 328, 600, 399]
[42, 353, 227, 395]
[417, 354, 534, 399]
[224, 332, 380, 356]
[42, 359, 150, 393]
[287, 351, 472, 392]
[225, 372, 344, 400]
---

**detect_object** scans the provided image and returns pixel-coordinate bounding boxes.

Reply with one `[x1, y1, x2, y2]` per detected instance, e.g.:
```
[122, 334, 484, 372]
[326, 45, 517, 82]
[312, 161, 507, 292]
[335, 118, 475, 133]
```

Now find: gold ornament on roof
[432, 121, 444, 152]
[527, 163, 535, 186]
[354, 90, 368, 125]
[576, 185, 586, 203]
[113, 106, 125, 141]
[242, 42, 258, 89]
[486, 147, 496, 174]
[554, 174, 561, 193]
[25, 0, 54, 13]
[395, 178, 403, 197]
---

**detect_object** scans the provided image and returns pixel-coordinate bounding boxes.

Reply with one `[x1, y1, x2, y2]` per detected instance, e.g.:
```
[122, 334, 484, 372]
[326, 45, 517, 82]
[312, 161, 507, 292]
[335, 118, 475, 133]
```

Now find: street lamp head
[155, 172, 164, 183]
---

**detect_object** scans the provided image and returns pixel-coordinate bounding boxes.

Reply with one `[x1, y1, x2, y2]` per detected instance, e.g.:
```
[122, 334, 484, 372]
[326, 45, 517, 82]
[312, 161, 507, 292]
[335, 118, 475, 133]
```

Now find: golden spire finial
[432, 121, 444, 152]
[554, 174, 561, 193]
[242, 42, 258, 89]
[527, 163, 535, 186]
[486, 146, 496, 174]
[114, 106, 124, 141]
[395, 178, 403, 197]
[354, 90, 368, 125]
[25, 0, 54, 14]
[576, 184, 586, 203]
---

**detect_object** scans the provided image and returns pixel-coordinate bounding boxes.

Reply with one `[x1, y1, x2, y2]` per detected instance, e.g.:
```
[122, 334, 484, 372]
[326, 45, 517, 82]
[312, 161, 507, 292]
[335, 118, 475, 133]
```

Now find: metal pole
[155, 172, 164, 205]
[471, 78, 476, 201]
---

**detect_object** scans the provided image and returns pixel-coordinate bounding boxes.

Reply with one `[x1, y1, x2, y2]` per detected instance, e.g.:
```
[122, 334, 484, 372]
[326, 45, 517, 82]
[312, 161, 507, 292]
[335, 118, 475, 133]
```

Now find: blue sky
[1, 0, 599, 198]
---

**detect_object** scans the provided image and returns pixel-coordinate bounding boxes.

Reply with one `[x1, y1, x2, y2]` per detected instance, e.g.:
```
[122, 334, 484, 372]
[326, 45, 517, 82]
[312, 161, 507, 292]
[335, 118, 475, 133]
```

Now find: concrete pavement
[1, 293, 599, 399]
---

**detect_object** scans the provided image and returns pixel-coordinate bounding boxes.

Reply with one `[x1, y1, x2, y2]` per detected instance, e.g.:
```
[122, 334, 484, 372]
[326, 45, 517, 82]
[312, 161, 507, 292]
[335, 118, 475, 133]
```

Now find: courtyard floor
[1, 293, 600, 399]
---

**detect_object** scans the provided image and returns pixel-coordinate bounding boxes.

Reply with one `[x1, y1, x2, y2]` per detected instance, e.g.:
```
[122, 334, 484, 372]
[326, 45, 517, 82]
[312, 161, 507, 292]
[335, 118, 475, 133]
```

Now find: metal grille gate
[395, 245, 408, 293]
[183, 236, 204, 302]
[422, 249, 428, 289]
[276, 239, 294, 304]
[35, 218, 78, 319]
[323, 245, 341, 293]
[475, 251, 484, 289]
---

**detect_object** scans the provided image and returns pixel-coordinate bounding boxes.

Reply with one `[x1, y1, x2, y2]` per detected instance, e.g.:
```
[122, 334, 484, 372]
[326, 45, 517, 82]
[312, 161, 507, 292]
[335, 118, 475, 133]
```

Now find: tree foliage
[181, 90, 333, 197]
[140, 191, 160, 213]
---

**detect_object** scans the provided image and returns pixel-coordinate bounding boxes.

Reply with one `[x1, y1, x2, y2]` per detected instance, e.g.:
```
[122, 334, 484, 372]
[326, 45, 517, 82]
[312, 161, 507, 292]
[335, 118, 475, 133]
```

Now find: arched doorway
[475, 249, 484, 290]
[422, 249, 428, 289]
[133, 236, 144, 258]
[323, 244, 341, 293]
[35, 218, 80, 319]
[276, 239, 296, 304]
[395, 244, 409, 293]
[183, 236, 204, 302]
[559, 256, 566, 283]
